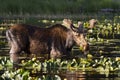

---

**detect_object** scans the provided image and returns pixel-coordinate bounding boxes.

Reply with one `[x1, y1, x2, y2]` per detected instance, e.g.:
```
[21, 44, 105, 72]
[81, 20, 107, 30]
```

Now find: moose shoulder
[6, 19, 89, 63]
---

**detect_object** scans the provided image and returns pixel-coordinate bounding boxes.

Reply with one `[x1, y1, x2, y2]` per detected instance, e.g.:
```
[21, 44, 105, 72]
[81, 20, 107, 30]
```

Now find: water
[30, 69, 120, 80]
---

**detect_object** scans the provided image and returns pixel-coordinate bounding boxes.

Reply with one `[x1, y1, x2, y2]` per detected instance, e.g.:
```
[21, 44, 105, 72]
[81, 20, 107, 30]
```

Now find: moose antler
[62, 19, 78, 32]
[88, 19, 97, 28]
[77, 19, 97, 33]
[62, 19, 72, 27]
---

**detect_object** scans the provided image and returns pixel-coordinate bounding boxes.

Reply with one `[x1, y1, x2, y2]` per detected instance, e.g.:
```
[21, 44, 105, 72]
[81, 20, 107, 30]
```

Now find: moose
[6, 19, 96, 63]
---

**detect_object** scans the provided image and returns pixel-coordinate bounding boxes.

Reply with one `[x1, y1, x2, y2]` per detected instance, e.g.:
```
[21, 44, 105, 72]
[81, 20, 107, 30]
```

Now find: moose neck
[65, 30, 75, 49]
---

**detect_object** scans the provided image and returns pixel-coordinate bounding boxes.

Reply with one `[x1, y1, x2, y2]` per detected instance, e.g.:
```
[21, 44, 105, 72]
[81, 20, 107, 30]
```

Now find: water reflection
[30, 69, 120, 80]
[60, 70, 120, 80]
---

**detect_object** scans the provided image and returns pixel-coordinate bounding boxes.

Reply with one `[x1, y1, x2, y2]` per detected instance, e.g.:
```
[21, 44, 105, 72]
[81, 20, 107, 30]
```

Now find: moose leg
[9, 43, 21, 63]
[6, 30, 21, 63]
[50, 47, 61, 59]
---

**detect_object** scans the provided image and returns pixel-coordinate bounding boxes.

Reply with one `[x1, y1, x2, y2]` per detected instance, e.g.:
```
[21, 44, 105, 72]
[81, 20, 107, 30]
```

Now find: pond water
[30, 69, 120, 80]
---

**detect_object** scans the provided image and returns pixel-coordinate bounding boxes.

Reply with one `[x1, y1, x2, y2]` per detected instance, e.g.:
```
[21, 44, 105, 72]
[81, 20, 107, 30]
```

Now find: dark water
[29, 69, 120, 80]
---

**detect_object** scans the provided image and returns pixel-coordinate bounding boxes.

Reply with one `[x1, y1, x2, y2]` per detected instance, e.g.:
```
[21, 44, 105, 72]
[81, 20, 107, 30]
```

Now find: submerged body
[6, 20, 89, 63]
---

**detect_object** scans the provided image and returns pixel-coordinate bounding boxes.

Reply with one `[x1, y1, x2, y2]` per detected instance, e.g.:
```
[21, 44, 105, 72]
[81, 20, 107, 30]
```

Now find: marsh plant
[0, 56, 120, 80]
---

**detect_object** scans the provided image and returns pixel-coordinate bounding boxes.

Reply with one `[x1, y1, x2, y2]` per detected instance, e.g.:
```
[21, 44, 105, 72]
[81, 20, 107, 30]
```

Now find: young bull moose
[6, 19, 95, 63]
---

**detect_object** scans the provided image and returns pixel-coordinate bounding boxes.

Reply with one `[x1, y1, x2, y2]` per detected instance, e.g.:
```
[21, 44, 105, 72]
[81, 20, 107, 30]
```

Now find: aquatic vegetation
[0, 56, 119, 80]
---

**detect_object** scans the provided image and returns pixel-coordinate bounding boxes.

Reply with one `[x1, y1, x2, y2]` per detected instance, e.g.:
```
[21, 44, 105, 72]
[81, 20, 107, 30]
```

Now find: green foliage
[0, 41, 6, 47]
[0, 57, 120, 79]
[0, 0, 119, 15]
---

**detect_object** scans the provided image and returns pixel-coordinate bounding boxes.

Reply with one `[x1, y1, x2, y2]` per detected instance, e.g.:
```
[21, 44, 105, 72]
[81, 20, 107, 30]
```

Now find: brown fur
[6, 23, 88, 63]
